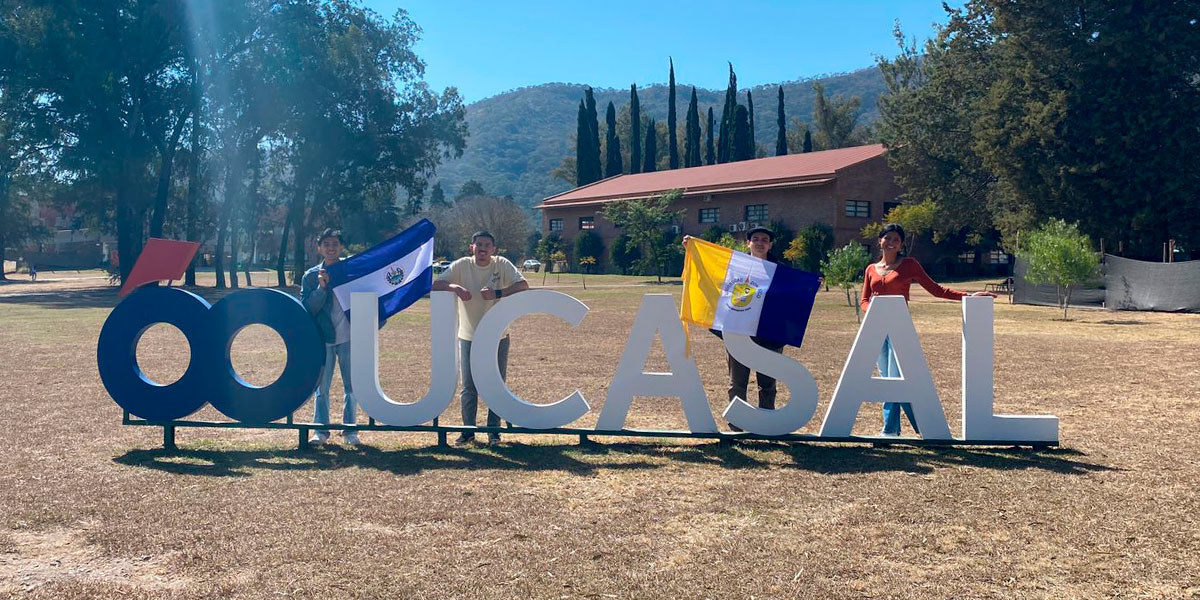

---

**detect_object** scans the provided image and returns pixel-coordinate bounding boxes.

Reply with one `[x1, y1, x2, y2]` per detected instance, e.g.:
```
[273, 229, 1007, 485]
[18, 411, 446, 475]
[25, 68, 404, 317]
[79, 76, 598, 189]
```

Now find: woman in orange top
[861, 223, 996, 436]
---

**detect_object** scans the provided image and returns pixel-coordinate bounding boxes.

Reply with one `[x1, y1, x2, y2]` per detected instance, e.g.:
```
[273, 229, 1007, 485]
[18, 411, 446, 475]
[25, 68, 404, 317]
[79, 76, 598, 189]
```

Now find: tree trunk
[228, 214, 240, 289]
[184, 69, 202, 286]
[0, 231, 7, 281]
[294, 190, 327, 281]
[276, 216, 291, 287]
[148, 110, 189, 239]
[213, 198, 228, 289]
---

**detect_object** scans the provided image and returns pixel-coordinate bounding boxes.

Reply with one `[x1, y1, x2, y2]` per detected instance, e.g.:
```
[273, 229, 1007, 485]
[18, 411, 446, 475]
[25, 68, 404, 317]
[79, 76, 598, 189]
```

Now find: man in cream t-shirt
[432, 231, 529, 446]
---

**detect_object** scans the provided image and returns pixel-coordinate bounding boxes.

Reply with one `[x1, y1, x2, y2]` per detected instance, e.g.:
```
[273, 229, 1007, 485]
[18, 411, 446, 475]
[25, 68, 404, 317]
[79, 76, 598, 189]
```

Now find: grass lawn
[0, 271, 1197, 598]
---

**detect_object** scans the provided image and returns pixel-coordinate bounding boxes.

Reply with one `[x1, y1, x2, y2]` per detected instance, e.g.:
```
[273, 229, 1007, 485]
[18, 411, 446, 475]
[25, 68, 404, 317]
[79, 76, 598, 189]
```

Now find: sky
[363, 1, 965, 103]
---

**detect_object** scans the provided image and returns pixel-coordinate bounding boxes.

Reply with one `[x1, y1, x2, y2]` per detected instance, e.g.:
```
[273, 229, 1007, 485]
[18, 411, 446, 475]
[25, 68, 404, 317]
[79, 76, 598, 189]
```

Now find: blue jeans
[313, 342, 356, 434]
[879, 337, 919, 436]
[459, 337, 509, 431]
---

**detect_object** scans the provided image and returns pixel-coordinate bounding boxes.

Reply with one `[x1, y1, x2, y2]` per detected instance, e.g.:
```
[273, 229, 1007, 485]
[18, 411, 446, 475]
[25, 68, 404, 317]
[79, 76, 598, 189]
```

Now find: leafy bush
[822, 243, 871, 322]
[1017, 219, 1100, 320]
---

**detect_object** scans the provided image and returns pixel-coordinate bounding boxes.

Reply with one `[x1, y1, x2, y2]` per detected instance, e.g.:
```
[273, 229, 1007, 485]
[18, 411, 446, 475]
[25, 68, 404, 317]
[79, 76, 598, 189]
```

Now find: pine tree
[643, 119, 657, 173]
[803, 129, 813, 153]
[731, 105, 753, 162]
[775, 86, 788, 156]
[717, 64, 737, 163]
[667, 58, 679, 170]
[747, 89, 756, 155]
[605, 101, 622, 178]
[684, 87, 701, 167]
[584, 87, 602, 180]
[705, 107, 716, 166]
[630, 84, 642, 174]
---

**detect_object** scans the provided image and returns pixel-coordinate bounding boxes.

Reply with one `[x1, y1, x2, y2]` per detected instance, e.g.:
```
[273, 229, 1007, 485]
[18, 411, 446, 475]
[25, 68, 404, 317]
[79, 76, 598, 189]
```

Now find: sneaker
[453, 434, 475, 446]
[342, 431, 362, 445]
[486, 434, 502, 447]
[309, 431, 330, 445]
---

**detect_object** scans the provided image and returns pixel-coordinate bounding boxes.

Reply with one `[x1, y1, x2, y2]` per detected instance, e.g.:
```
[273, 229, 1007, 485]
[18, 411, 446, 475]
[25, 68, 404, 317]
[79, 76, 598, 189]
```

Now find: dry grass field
[0, 269, 1197, 599]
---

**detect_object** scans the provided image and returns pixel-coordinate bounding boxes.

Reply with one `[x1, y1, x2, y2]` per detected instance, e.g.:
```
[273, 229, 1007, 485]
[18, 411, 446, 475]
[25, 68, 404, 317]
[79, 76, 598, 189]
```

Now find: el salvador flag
[324, 219, 435, 326]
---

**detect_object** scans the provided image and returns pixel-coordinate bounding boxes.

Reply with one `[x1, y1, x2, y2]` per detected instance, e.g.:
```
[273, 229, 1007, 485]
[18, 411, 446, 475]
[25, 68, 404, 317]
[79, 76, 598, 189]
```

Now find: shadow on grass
[113, 440, 1113, 478]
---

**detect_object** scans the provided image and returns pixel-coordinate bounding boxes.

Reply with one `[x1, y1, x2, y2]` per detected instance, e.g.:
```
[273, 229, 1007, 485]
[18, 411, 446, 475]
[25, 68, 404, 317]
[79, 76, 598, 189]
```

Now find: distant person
[300, 228, 361, 445]
[432, 231, 529, 447]
[29, 265, 36, 281]
[861, 223, 996, 436]
[683, 228, 787, 431]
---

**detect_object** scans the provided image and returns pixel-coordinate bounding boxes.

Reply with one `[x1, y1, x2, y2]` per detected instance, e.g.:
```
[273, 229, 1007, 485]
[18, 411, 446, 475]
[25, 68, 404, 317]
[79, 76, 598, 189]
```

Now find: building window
[578, 216, 595, 230]
[699, 207, 720, 224]
[958, 250, 976, 263]
[988, 250, 1009, 264]
[845, 200, 871, 218]
[744, 204, 768, 223]
[549, 218, 563, 232]
[883, 201, 901, 217]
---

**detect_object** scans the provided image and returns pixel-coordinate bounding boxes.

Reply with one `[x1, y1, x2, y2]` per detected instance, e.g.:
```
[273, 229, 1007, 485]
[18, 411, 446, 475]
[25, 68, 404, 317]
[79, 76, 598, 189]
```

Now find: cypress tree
[643, 119, 657, 173]
[717, 63, 737, 163]
[429, 182, 448, 207]
[667, 58, 679, 169]
[747, 89, 756, 156]
[584, 87, 602, 180]
[731, 105, 753, 162]
[605, 101, 622, 178]
[705, 107, 716, 166]
[775, 86, 787, 156]
[630, 84, 642, 174]
[575, 100, 594, 185]
[803, 129, 813, 153]
[684, 87, 701, 167]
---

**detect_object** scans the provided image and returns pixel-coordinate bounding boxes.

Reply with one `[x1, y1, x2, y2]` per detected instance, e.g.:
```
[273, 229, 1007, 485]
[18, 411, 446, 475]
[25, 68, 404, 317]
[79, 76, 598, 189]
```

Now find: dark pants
[726, 337, 785, 409]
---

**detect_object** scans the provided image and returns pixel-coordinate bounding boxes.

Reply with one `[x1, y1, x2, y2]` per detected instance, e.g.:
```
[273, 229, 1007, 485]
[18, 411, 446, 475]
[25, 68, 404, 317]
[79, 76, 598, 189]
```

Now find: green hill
[431, 65, 887, 209]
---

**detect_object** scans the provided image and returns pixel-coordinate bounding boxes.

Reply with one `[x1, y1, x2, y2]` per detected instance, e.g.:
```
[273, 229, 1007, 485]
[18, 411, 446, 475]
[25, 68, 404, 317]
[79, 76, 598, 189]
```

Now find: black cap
[746, 226, 774, 241]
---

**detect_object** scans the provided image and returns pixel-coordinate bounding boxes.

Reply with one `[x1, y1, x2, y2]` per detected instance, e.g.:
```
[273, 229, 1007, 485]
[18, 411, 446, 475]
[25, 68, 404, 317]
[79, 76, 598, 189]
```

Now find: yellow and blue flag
[681, 237, 821, 347]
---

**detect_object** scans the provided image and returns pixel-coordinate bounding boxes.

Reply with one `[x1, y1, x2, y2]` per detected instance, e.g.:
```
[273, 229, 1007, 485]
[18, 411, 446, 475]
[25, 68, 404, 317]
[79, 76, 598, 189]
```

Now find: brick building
[536, 144, 904, 271]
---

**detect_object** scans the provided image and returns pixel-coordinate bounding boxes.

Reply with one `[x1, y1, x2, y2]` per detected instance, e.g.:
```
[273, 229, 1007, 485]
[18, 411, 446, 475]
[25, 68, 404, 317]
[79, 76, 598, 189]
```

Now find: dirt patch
[0, 526, 188, 594]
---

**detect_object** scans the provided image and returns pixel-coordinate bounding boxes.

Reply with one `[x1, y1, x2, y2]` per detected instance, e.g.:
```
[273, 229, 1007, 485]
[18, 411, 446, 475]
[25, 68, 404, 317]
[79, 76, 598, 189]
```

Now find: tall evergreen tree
[575, 100, 595, 185]
[684, 87, 701, 167]
[803, 130, 813, 153]
[717, 64, 738, 163]
[583, 87, 602, 179]
[605, 101, 622, 178]
[747, 89, 756, 155]
[731, 105, 753, 162]
[705, 107, 716, 166]
[429, 181, 448, 206]
[667, 58, 679, 169]
[630, 84, 642, 174]
[775, 86, 788, 156]
[643, 119, 657, 173]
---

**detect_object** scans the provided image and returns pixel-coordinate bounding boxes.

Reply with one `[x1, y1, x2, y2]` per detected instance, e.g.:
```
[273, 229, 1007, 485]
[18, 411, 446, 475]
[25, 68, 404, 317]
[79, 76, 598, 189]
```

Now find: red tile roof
[537, 143, 887, 209]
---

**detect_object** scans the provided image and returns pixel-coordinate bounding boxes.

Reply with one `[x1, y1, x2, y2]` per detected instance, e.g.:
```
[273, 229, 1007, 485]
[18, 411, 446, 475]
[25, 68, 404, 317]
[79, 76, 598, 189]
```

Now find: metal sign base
[123, 412, 1057, 451]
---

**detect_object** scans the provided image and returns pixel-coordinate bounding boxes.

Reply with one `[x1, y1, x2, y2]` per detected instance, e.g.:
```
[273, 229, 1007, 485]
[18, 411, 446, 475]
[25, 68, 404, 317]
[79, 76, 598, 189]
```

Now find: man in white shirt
[432, 231, 529, 446]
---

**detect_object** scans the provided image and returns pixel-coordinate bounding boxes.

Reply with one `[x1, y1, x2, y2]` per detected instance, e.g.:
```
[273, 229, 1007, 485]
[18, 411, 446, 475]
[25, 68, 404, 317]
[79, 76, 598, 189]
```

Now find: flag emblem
[386, 266, 405, 286]
[728, 280, 758, 310]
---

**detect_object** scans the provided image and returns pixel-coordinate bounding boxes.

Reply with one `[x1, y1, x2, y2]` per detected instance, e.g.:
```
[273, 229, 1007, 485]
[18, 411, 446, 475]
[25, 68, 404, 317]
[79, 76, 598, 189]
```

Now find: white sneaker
[342, 431, 362, 445]
[309, 431, 330, 445]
